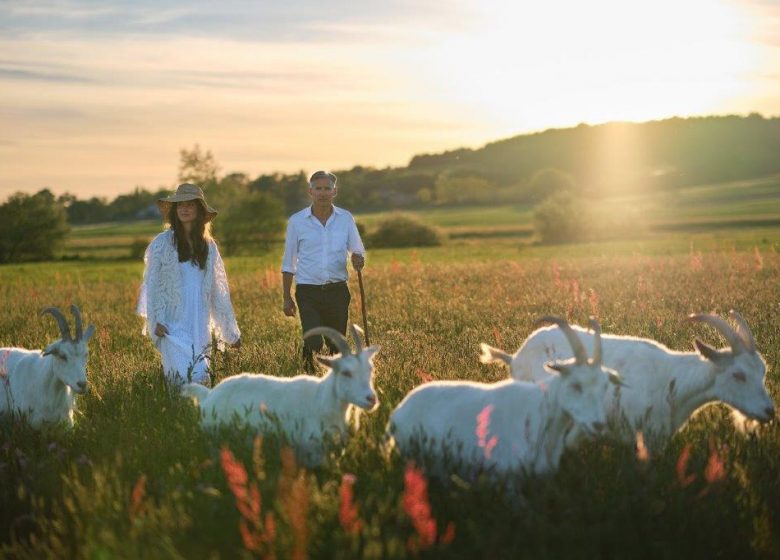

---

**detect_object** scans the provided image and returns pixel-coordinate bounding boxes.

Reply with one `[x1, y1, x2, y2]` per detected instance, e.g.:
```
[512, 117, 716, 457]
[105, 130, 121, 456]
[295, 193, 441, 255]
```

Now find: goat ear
[545, 361, 570, 376]
[363, 345, 380, 360]
[479, 343, 512, 366]
[316, 356, 334, 368]
[83, 324, 96, 342]
[694, 338, 728, 363]
[42, 343, 60, 357]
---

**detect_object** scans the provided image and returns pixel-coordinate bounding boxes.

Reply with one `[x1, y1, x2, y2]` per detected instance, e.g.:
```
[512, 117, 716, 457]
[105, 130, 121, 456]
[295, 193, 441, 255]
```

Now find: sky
[1, 0, 779, 199]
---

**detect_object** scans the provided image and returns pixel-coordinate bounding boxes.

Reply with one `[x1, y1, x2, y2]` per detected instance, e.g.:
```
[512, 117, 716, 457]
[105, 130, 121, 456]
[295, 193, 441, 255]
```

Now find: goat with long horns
[0, 305, 96, 427]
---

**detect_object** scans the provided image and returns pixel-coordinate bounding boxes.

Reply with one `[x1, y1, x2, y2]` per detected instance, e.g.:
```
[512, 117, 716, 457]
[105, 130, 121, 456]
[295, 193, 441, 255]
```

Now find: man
[281, 170, 365, 372]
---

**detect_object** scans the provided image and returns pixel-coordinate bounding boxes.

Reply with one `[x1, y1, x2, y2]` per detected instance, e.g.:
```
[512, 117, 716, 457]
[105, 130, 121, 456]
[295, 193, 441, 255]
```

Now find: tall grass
[1, 240, 779, 558]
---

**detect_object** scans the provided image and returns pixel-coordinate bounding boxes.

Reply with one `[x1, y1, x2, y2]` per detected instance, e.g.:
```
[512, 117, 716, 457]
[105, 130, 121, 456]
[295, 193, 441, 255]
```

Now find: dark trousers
[295, 282, 351, 372]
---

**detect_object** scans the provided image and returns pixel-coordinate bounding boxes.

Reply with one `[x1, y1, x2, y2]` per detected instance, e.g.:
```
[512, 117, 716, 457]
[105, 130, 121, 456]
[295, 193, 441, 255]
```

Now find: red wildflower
[287, 475, 309, 560]
[635, 432, 649, 463]
[440, 522, 456, 545]
[588, 289, 599, 318]
[129, 474, 147, 523]
[704, 440, 726, 484]
[676, 444, 696, 487]
[220, 446, 275, 558]
[339, 474, 363, 535]
[403, 463, 437, 549]
[754, 246, 764, 270]
[552, 262, 562, 288]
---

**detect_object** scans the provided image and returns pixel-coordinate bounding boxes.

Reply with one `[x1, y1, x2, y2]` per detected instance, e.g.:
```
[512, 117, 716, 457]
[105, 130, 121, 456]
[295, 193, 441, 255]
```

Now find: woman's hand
[154, 323, 169, 337]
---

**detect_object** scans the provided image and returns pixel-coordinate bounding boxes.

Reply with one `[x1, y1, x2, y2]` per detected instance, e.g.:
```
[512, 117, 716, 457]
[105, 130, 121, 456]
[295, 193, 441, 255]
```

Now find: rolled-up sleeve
[281, 219, 298, 274]
[347, 216, 365, 256]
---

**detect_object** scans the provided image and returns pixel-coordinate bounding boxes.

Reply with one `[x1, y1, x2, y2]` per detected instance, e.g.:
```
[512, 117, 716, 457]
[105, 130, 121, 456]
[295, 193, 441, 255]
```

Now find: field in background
[2, 231, 780, 557]
[63, 174, 780, 259]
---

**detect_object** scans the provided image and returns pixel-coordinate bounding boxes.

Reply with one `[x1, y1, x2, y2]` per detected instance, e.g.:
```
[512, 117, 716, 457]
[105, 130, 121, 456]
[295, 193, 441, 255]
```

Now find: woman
[137, 183, 240, 384]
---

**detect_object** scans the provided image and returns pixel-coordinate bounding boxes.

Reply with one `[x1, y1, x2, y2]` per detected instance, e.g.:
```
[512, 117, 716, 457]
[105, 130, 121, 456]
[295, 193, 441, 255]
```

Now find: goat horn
[729, 310, 756, 353]
[350, 324, 364, 353]
[71, 304, 83, 341]
[688, 313, 745, 354]
[41, 307, 71, 342]
[535, 316, 588, 364]
[302, 327, 351, 356]
[588, 317, 602, 365]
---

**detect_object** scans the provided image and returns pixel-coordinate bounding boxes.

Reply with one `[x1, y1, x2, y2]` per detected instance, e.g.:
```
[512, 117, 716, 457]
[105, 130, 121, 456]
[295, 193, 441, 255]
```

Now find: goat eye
[571, 382, 582, 393]
[732, 371, 747, 383]
[341, 370, 353, 378]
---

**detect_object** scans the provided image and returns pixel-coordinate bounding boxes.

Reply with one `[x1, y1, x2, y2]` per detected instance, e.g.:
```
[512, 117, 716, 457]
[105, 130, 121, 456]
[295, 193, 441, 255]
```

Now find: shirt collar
[305, 205, 342, 218]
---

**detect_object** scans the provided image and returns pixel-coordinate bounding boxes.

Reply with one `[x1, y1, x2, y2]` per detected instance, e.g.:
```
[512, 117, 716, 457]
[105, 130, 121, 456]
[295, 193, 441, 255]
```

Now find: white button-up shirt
[281, 206, 365, 285]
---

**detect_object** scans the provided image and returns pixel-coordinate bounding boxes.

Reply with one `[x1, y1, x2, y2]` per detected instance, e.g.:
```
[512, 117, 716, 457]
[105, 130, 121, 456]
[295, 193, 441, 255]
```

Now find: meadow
[1, 219, 780, 558]
[62, 174, 780, 260]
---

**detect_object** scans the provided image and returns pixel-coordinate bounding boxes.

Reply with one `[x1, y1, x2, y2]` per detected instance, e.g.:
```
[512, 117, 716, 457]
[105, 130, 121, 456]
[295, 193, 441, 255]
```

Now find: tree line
[2, 113, 779, 262]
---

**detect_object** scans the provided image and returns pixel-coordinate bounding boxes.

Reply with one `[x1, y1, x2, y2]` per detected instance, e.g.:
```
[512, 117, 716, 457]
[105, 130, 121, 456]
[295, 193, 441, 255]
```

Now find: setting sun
[414, 0, 763, 132]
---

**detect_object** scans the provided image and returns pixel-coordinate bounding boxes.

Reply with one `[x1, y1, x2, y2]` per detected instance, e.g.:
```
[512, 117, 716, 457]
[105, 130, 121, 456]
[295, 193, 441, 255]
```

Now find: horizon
[2, 0, 780, 199]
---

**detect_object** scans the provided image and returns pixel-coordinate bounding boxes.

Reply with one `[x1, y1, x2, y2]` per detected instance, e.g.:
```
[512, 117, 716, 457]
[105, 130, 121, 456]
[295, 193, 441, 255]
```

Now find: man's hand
[283, 296, 297, 317]
[351, 253, 365, 272]
[230, 337, 242, 349]
[154, 323, 169, 337]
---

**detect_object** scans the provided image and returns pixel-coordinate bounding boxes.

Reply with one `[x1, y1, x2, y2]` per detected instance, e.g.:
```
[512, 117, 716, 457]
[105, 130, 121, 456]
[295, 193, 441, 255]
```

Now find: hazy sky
[2, 0, 779, 199]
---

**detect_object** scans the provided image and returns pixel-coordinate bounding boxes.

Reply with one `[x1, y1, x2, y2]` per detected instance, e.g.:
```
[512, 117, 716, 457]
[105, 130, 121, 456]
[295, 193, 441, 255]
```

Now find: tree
[178, 144, 220, 187]
[211, 192, 285, 255]
[527, 168, 576, 202]
[0, 190, 70, 262]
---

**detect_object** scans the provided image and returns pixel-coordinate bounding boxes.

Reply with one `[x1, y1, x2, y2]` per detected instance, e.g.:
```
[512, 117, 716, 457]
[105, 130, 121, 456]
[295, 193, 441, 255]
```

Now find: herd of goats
[0, 305, 775, 478]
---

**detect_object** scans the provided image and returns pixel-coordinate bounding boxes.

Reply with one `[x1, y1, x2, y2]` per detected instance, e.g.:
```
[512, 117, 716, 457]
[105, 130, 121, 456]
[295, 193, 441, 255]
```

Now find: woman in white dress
[137, 183, 241, 384]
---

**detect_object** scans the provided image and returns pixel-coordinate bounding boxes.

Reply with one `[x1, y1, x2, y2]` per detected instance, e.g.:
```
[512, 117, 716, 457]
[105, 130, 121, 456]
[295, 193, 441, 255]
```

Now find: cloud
[0, 0, 471, 42]
[0, 66, 94, 83]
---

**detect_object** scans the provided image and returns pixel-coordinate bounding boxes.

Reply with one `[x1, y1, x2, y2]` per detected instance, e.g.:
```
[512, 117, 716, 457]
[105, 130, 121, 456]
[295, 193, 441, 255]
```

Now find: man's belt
[297, 281, 348, 291]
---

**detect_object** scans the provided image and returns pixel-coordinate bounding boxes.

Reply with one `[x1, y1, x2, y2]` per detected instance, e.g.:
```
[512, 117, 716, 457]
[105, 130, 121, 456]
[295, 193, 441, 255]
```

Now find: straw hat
[157, 183, 217, 223]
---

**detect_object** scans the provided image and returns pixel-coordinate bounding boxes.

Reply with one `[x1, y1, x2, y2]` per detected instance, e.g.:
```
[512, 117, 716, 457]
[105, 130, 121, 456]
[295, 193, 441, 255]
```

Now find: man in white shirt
[281, 170, 366, 372]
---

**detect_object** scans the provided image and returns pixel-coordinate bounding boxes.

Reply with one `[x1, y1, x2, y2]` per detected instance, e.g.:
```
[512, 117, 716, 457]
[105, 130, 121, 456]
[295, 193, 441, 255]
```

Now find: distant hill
[332, 113, 780, 210]
[411, 113, 780, 186]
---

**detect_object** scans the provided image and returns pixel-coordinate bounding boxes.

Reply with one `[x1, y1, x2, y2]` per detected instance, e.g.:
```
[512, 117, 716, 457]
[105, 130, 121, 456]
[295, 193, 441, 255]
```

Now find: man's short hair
[309, 170, 337, 187]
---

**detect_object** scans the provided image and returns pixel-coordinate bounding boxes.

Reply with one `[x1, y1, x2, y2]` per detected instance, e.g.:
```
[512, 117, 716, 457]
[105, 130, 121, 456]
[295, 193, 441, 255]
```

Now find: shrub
[533, 191, 587, 244]
[211, 192, 285, 255]
[366, 214, 443, 248]
[0, 190, 70, 263]
[129, 238, 150, 261]
[533, 191, 647, 244]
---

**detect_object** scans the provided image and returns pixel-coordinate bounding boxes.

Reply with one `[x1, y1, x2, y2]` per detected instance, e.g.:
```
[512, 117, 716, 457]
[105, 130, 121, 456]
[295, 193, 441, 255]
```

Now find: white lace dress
[158, 261, 210, 384]
[137, 230, 240, 385]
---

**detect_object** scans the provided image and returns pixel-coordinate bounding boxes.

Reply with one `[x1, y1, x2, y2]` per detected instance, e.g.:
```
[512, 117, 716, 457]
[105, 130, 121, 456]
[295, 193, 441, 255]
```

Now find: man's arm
[281, 219, 298, 316]
[282, 272, 297, 316]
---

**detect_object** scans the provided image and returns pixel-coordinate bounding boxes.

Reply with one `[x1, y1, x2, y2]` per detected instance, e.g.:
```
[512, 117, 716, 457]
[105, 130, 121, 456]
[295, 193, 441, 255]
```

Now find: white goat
[0, 306, 95, 427]
[482, 310, 775, 449]
[387, 317, 622, 477]
[182, 325, 380, 467]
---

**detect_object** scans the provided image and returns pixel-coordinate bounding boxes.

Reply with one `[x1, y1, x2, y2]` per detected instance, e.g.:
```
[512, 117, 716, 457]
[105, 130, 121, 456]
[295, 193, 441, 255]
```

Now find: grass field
[2, 226, 780, 558]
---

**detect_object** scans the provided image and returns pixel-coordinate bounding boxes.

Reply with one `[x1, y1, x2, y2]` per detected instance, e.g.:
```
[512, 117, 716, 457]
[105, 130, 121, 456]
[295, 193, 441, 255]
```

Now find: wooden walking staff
[357, 270, 370, 345]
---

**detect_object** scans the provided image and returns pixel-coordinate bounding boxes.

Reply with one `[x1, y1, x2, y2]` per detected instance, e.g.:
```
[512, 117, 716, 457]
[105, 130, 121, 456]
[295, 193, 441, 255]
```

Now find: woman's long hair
[167, 201, 210, 269]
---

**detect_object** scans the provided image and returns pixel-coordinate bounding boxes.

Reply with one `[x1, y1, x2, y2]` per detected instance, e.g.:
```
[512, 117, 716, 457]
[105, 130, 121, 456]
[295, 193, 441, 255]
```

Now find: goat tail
[479, 343, 513, 366]
[180, 383, 210, 405]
